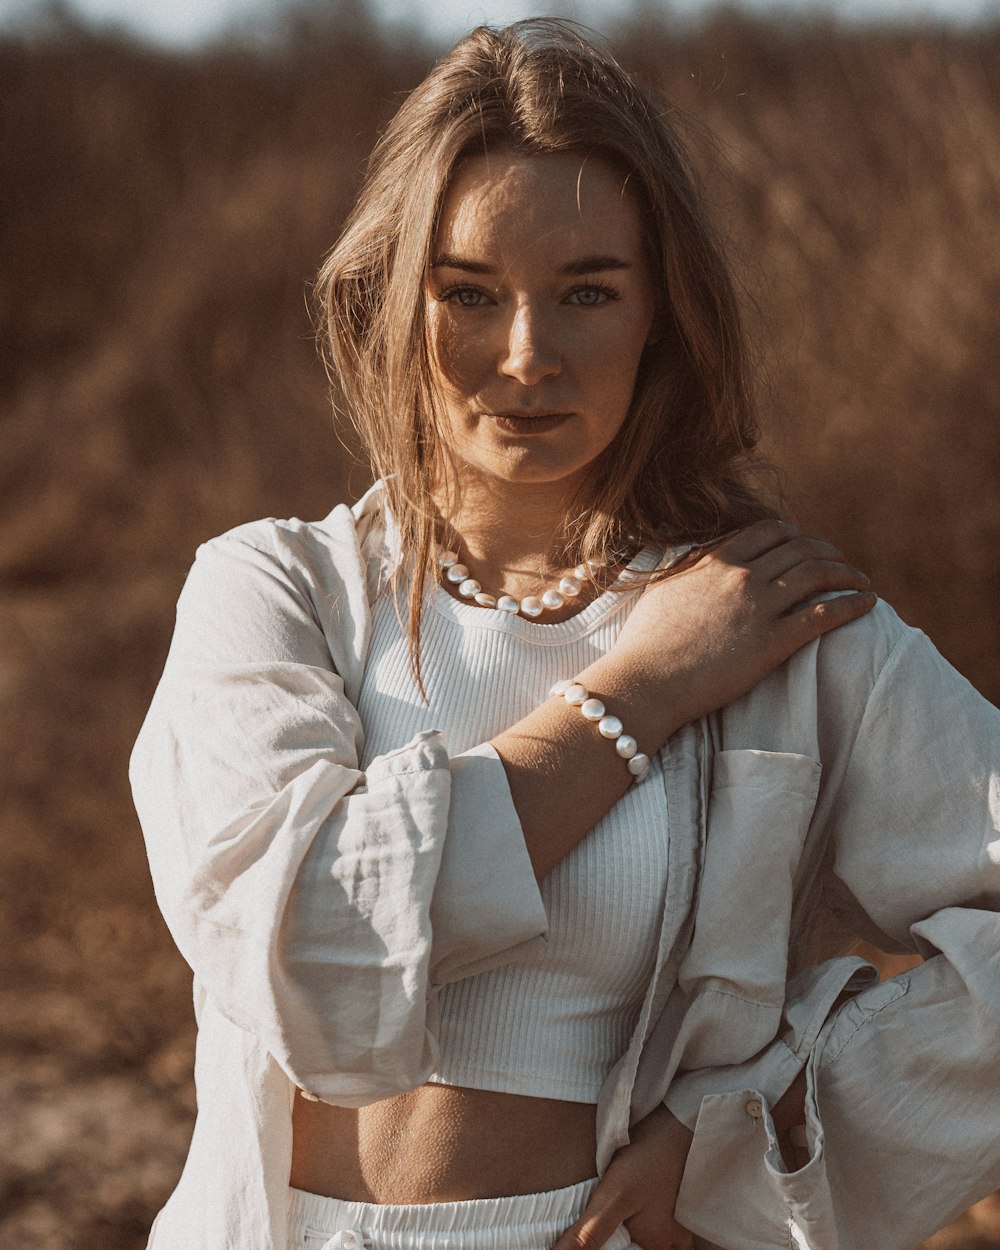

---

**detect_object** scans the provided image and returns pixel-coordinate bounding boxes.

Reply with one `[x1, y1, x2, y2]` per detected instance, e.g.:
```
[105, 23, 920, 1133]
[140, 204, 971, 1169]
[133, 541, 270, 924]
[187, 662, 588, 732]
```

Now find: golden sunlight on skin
[424, 151, 658, 502]
[291, 1085, 602, 1205]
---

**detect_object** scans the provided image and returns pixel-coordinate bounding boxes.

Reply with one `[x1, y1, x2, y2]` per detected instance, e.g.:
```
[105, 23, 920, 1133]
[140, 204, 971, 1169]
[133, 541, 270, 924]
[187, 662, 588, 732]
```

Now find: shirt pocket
[675, 748, 822, 1068]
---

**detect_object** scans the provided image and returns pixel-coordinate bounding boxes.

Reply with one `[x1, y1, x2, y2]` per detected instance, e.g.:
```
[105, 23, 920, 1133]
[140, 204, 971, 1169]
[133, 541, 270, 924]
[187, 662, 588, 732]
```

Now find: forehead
[433, 150, 648, 262]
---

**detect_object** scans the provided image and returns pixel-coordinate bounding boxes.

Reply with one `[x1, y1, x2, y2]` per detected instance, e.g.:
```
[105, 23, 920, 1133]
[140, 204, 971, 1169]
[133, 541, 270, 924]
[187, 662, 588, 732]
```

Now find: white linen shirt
[130, 482, 1000, 1250]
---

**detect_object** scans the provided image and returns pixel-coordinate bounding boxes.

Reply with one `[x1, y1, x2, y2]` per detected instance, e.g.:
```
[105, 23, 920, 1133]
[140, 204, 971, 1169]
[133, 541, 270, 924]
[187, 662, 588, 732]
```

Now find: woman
[131, 19, 1000, 1250]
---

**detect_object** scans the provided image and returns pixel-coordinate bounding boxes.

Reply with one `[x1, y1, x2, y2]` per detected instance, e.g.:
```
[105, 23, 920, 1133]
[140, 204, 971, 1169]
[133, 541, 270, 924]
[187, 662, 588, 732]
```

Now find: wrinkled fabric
[655, 613, 1000, 1249]
[131, 482, 1000, 1250]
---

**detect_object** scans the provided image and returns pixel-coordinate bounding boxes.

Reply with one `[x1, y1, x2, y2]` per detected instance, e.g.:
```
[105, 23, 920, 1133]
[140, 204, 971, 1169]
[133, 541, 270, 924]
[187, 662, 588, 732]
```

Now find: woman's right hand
[593, 519, 876, 747]
[493, 520, 875, 879]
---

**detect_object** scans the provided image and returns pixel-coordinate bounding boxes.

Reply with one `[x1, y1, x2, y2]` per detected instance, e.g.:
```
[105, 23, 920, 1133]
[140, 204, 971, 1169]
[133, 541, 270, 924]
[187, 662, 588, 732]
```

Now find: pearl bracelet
[549, 679, 651, 782]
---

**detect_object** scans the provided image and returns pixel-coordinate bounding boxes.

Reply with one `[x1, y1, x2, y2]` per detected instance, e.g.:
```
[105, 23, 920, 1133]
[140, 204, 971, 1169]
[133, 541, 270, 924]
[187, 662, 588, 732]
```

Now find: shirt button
[745, 1098, 763, 1119]
[299, 1088, 320, 1102]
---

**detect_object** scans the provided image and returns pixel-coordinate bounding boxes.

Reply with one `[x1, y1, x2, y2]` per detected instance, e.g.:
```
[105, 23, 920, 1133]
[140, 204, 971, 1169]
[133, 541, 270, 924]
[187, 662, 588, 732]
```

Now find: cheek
[585, 319, 652, 400]
[425, 307, 454, 382]
[426, 307, 489, 395]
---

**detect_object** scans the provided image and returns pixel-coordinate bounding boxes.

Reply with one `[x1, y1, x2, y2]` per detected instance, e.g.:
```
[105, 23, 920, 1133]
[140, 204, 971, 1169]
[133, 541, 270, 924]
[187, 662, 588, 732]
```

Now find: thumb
[551, 1185, 626, 1250]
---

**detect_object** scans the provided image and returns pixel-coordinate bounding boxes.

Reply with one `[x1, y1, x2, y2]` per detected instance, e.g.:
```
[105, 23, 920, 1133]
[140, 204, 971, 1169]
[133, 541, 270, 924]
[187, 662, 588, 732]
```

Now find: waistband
[287, 1180, 633, 1250]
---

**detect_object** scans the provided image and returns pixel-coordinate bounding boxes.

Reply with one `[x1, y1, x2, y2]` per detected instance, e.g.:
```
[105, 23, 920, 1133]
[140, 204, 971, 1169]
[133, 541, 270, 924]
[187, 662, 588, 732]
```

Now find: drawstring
[321, 1232, 371, 1250]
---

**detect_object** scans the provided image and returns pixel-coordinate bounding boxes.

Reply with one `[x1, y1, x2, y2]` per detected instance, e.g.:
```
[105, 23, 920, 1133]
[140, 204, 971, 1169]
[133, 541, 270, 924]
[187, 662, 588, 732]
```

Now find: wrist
[576, 651, 684, 754]
[549, 678, 652, 782]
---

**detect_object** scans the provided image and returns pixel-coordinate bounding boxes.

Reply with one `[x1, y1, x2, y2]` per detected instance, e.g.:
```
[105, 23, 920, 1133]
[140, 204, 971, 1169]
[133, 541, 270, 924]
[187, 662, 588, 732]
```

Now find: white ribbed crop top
[354, 552, 671, 1105]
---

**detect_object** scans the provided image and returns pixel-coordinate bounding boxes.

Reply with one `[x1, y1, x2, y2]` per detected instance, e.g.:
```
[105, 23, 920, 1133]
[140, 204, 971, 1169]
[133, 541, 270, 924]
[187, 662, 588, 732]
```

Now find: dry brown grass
[1, 5, 998, 1247]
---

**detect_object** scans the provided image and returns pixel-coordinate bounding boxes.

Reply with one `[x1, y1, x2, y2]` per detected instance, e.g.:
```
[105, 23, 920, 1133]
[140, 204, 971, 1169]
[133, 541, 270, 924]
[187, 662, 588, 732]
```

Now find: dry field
[1, 4, 998, 1247]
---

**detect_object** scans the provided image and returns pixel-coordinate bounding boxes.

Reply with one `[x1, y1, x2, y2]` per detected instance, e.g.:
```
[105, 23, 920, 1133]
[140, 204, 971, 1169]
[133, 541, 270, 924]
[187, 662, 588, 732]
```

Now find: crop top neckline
[428, 544, 672, 642]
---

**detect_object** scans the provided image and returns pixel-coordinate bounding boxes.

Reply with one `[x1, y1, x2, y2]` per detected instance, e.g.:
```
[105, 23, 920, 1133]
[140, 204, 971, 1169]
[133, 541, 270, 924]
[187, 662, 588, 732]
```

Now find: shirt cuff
[664, 955, 879, 1129]
[429, 742, 548, 984]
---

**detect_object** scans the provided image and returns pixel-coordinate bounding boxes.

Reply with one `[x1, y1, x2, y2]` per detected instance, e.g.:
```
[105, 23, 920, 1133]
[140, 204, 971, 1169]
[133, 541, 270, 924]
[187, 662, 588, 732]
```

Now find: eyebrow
[431, 252, 633, 275]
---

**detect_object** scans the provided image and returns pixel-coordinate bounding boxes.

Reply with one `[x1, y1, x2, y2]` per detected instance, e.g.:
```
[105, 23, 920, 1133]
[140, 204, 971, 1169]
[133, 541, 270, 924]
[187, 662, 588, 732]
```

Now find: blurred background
[1, 0, 998, 1245]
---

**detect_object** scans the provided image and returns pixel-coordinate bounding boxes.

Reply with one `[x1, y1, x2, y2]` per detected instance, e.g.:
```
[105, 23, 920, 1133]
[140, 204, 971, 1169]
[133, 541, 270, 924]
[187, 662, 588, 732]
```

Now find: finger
[550, 1212, 623, 1250]
[772, 559, 871, 607]
[626, 1210, 696, 1250]
[551, 1192, 628, 1250]
[715, 518, 803, 563]
[753, 536, 851, 582]
[785, 589, 878, 641]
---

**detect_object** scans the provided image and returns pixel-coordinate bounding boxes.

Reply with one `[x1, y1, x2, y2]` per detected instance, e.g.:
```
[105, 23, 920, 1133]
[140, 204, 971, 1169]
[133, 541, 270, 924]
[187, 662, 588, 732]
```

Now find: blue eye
[565, 284, 619, 307]
[439, 285, 491, 307]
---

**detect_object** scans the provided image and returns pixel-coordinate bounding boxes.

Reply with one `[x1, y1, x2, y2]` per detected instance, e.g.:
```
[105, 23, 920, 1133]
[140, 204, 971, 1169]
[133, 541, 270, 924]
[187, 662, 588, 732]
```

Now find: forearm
[494, 525, 876, 880]
[492, 651, 680, 878]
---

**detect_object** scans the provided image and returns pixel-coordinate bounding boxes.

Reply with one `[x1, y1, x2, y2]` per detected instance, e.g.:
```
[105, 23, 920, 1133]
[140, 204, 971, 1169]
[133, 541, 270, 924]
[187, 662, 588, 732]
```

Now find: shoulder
[200, 503, 360, 575]
[811, 595, 913, 690]
[809, 595, 987, 719]
[167, 487, 396, 693]
[719, 596, 985, 759]
[190, 480, 396, 609]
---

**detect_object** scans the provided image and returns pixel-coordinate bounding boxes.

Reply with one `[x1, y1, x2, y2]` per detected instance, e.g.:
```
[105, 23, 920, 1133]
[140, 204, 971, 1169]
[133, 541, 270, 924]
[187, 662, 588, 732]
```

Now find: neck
[436, 477, 581, 596]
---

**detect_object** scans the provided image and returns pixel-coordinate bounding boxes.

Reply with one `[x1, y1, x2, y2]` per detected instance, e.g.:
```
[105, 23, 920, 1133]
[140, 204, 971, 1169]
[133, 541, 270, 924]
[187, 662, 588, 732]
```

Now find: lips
[487, 410, 573, 433]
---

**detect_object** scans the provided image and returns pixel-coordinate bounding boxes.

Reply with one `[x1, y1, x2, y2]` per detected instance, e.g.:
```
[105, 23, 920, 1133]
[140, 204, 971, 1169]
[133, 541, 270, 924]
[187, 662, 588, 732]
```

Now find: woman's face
[424, 150, 658, 498]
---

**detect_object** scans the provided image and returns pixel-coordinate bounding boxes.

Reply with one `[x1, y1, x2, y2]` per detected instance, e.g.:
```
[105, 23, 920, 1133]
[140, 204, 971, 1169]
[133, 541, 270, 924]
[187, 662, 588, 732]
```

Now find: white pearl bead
[474, 592, 497, 607]
[573, 563, 589, 580]
[496, 595, 520, 614]
[563, 683, 588, 706]
[520, 596, 543, 618]
[559, 575, 582, 597]
[446, 563, 469, 584]
[550, 679, 573, 697]
[580, 698, 606, 721]
[541, 589, 564, 610]
[615, 733, 638, 759]
[458, 578, 481, 598]
[598, 714, 623, 739]
[437, 549, 459, 567]
[628, 752, 651, 778]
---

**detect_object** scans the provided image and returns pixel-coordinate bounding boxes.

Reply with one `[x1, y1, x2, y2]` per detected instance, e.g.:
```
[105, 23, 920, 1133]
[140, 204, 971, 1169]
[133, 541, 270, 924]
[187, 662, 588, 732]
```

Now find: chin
[478, 456, 594, 492]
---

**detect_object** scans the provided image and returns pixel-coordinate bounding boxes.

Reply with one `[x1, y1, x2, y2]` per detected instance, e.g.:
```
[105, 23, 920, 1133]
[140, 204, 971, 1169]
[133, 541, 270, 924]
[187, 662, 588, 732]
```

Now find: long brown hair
[315, 18, 774, 681]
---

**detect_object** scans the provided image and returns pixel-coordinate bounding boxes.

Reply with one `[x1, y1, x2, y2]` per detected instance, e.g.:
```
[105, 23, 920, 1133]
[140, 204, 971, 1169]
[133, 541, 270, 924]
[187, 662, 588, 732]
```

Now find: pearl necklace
[436, 547, 628, 619]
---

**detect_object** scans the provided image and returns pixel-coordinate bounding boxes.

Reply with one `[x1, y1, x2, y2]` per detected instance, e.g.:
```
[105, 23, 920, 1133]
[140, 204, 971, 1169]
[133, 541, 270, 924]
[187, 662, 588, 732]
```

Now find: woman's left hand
[551, 1105, 694, 1250]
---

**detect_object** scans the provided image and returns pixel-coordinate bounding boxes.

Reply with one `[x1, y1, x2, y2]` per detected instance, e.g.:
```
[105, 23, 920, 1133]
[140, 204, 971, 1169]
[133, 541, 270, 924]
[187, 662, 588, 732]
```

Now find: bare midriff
[290, 1083, 598, 1203]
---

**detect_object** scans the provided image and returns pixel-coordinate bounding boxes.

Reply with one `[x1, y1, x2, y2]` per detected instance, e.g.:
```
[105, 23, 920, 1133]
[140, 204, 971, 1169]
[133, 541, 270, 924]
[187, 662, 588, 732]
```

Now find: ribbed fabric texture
[355, 554, 670, 1105]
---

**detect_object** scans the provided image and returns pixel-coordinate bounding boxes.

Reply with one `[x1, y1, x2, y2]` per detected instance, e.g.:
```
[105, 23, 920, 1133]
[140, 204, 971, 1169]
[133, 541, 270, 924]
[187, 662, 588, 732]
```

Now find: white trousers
[287, 1181, 637, 1250]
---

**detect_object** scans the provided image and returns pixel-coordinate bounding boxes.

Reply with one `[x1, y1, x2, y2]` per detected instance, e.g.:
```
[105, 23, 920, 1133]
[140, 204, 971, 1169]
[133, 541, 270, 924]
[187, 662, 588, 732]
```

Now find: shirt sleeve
[668, 612, 1000, 1249]
[129, 524, 547, 1108]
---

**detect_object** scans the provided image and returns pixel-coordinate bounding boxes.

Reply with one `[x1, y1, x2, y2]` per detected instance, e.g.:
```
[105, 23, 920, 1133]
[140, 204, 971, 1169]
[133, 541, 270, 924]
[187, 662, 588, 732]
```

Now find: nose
[499, 303, 561, 386]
